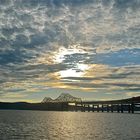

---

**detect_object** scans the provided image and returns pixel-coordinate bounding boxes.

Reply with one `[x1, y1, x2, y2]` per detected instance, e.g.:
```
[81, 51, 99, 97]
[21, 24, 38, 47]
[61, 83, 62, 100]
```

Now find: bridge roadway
[67, 96, 140, 113]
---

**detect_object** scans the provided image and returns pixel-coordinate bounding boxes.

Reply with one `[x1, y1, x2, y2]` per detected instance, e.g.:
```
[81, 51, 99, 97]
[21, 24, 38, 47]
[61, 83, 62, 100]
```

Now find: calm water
[0, 110, 140, 140]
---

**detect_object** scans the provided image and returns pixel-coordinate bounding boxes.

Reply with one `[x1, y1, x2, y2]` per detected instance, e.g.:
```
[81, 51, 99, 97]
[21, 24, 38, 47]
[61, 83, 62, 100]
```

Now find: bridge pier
[92, 105, 94, 112]
[80, 103, 83, 112]
[83, 104, 85, 112]
[121, 104, 123, 113]
[131, 103, 134, 113]
[107, 105, 109, 112]
[128, 104, 131, 113]
[117, 105, 120, 113]
[111, 105, 113, 112]
[97, 105, 99, 112]
[101, 104, 104, 112]
[75, 103, 78, 112]
[88, 105, 90, 112]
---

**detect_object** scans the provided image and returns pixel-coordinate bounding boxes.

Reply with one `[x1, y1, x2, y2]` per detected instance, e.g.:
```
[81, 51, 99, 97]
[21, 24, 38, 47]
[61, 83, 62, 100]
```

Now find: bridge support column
[88, 105, 90, 112]
[117, 105, 120, 113]
[128, 104, 131, 113]
[92, 105, 94, 112]
[131, 103, 134, 113]
[121, 104, 123, 113]
[80, 103, 83, 112]
[107, 105, 109, 112]
[97, 105, 99, 112]
[83, 104, 86, 112]
[101, 104, 104, 112]
[111, 105, 113, 113]
[75, 103, 78, 112]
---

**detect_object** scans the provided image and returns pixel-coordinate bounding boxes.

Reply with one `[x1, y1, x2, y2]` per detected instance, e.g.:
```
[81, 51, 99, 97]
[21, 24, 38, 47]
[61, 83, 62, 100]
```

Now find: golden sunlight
[59, 63, 89, 78]
[59, 69, 82, 78]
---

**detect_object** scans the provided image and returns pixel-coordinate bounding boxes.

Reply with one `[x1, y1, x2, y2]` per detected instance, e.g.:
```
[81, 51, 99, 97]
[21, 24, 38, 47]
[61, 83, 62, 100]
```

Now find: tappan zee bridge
[0, 93, 140, 113]
[41, 93, 140, 113]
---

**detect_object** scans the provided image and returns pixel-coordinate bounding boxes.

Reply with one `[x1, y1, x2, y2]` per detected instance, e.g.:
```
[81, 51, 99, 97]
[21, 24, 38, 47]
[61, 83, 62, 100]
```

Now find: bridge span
[68, 96, 140, 113]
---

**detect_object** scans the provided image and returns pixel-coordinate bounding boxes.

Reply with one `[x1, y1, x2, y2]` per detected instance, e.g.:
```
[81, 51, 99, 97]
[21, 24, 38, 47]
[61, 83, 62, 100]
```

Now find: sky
[0, 0, 140, 102]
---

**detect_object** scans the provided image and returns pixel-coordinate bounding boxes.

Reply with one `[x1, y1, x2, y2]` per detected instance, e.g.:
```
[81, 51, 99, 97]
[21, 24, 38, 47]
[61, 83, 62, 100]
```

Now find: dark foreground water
[0, 110, 140, 140]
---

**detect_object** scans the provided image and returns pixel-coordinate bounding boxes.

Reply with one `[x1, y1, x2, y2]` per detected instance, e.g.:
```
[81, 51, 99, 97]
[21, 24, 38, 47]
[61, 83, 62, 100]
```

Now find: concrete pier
[101, 105, 104, 112]
[121, 104, 123, 113]
[107, 105, 109, 112]
[97, 105, 99, 112]
[117, 105, 120, 113]
[111, 105, 113, 112]
[131, 103, 134, 113]
[92, 105, 94, 112]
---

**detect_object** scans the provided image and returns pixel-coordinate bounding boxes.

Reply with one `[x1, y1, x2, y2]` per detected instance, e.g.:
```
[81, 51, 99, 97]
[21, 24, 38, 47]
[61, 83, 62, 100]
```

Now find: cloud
[126, 92, 140, 97]
[0, 0, 140, 100]
[60, 64, 140, 92]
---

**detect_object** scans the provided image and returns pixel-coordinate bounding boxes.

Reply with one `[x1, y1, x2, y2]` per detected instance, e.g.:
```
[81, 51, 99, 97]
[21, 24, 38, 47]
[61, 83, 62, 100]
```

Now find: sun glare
[59, 63, 89, 78]
[59, 69, 83, 78]
[35, 44, 89, 78]
[53, 45, 90, 78]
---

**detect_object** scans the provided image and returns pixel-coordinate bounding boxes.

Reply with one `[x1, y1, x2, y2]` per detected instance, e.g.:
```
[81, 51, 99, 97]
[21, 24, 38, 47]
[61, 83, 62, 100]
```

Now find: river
[0, 110, 139, 140]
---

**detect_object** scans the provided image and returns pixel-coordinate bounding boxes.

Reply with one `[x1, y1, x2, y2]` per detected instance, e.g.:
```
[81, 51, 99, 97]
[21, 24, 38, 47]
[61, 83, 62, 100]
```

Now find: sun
[35, 44, 90, 78]
[53, 44, 90, 78]
[59, 69, 82, 78]
[59, 63, 89, 78]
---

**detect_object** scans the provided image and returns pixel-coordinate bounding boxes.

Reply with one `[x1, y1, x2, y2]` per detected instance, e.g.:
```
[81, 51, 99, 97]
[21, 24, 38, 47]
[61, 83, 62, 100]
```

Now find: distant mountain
[42, 93, 82, 103]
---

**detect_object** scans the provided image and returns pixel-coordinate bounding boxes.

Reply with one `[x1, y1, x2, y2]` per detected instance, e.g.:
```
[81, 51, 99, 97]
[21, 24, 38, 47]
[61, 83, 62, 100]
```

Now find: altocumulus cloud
[0, 0, 140, 101]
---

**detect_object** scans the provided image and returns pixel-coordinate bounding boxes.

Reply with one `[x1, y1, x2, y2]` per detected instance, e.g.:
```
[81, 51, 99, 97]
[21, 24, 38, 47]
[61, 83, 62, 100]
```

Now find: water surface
[0, 110, 140, 140]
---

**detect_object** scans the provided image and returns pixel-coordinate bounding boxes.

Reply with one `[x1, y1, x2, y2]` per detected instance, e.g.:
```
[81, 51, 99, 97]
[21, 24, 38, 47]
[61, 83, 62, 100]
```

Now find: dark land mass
[0, 102, 68, 111]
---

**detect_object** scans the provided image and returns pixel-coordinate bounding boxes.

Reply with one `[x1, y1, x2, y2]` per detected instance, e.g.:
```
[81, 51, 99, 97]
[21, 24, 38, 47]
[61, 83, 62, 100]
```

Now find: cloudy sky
[0, 0, 140, 102]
